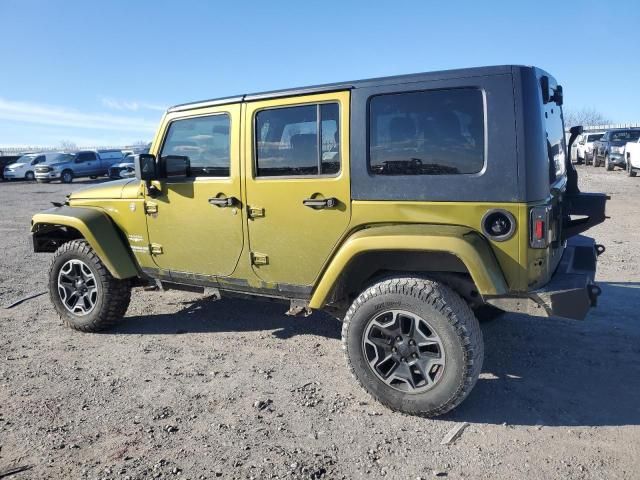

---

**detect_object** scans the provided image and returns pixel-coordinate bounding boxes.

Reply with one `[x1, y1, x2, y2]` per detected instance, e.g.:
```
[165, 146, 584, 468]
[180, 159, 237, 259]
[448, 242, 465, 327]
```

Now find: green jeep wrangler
[32, 65, 607, 416]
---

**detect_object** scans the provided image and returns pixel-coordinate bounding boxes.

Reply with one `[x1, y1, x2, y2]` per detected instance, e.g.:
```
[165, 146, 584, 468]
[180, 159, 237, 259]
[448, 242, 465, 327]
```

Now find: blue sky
[0, 0, 638, 147]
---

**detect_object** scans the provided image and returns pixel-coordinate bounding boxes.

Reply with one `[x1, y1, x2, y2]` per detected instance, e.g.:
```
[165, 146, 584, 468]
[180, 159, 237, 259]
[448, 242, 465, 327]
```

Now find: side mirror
[570, 125, 584, 136]
[135, 154, 157, 181]
[163, 155, 191, 178]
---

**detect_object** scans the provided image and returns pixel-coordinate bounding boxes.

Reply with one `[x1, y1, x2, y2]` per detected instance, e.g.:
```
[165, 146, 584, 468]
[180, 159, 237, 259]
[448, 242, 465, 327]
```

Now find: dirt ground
[1, 166, 639, 480]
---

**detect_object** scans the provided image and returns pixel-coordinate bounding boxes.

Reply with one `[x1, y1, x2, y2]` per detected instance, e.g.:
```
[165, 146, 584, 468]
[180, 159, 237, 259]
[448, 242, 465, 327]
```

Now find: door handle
[303, 197, 337, 209]
[208, 196, 237, 207]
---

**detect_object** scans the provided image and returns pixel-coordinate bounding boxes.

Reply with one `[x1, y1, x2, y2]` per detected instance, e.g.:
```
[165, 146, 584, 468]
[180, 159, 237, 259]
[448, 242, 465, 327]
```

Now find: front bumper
[35, 171, 61, 181]
[3, 171, 17, 179]
[487, 235, 602, 320]
[609, 153, 625, 165]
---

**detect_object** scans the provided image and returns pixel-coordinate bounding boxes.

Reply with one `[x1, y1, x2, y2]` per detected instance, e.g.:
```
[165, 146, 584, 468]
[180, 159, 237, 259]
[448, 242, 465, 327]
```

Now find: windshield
[16, 154, 38, 163]
[610, 130, 640, 142]
[543, 102, 566, 184]
[44, 153, 73, 163]
[587, 134, 603, 142]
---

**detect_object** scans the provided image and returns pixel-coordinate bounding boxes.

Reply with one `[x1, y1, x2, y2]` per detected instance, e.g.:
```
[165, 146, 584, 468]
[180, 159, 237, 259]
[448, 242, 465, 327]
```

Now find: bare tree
[132, 140, 150, 147]
[564, 107, 611, 128]
[58, 139, 78, 151]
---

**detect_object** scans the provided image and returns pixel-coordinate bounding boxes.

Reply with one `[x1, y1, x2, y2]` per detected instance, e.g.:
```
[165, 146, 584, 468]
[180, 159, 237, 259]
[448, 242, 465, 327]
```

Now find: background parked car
[108, 155, 137, 179]
[592, 128, 640, 170]
[3, 152, 71, 181]
[571, 132, 604, 164]
[0, 155, 22, 179]
[625, 137, 640, 177]
[35, 150, 123, 183]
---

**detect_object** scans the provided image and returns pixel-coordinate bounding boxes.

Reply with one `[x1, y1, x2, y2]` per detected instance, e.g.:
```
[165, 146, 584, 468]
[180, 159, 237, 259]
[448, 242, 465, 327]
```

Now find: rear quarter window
[368, 88, 485, 175]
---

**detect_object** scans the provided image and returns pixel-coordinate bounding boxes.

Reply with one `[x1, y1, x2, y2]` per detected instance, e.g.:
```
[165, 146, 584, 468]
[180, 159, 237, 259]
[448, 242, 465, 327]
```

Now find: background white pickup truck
[625, 138, 640, 177]
[571, 132, 604, 164]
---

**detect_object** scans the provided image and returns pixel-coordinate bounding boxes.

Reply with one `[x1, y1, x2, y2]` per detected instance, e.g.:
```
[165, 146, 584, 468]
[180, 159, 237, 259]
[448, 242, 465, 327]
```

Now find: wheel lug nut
[401, 357, 406, 363]
[409, 339, 415, 346]
[391, 347, 397, 353]
[412, 353, 418, 359]
[395, 336, 402, 342]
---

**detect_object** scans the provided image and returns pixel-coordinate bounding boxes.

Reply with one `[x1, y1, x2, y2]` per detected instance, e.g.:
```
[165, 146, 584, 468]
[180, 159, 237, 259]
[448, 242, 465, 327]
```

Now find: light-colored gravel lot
[1, 167, 639, 479]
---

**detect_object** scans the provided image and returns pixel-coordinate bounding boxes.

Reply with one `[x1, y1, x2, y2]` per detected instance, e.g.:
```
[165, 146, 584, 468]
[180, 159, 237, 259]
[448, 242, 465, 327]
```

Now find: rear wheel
[49, 240, 131, 332]
[593, 151, 599, 167]
[628, 159, 637, 177]
[61, 170, 74, 183]
[342, 277, 483, 417]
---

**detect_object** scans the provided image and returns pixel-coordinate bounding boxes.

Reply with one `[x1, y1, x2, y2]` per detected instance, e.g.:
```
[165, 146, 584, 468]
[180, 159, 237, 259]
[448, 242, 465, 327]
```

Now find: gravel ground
[1, 167, 639, 480]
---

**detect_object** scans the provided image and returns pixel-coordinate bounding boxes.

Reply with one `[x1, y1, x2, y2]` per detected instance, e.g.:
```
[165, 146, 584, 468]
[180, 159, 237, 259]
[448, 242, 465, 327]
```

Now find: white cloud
[101, 96, 166, 112]
[0, 97, 159, 132]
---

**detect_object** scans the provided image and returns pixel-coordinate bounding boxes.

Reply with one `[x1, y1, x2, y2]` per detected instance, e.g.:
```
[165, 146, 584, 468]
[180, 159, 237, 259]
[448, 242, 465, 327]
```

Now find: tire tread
[341, 276, 483, 417]
[49, 240, 131, 332]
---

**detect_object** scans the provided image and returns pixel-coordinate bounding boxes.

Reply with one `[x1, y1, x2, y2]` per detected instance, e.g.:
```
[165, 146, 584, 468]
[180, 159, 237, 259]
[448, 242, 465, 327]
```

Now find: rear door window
[255, 103, 340, 177]
[368, 89, 484, 175]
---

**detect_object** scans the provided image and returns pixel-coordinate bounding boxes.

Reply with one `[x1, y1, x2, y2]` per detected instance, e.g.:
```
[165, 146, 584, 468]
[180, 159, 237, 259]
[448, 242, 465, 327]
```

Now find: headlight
[611, 146, 625, 154]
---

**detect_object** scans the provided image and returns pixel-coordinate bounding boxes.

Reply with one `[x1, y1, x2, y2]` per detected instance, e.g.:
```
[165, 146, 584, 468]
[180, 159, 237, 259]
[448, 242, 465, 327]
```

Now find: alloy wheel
[57, 259, 99, 315]
[362, 309, 446, 393]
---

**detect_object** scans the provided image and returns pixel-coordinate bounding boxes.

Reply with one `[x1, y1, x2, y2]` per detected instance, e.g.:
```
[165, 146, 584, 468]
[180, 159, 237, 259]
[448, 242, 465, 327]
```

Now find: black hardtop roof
[168, 64, 537, 113]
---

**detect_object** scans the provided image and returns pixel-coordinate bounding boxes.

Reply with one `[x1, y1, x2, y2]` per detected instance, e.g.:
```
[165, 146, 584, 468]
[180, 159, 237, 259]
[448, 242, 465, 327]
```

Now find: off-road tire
[61, 170, 74, 183]
[342, 276, 483, 417]
[49, 240, 131, 332]
[605, 155, 613, 171]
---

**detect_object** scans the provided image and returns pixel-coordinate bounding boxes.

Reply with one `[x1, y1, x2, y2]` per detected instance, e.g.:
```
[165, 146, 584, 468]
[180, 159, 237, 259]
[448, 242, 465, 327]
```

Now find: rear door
[243, 91, 351, 292]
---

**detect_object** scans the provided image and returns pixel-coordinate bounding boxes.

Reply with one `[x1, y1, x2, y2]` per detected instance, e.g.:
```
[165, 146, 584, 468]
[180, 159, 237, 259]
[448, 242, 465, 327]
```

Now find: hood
[68, 179, 140, 200]
[47, 161, 72, 168]
[6, 162, 25, 169]
[610, 141, 629, 147]
[111, 161, 135, 168]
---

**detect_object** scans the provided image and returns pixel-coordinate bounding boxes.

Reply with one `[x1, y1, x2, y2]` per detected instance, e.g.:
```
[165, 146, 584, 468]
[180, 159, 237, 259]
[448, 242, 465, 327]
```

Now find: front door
[74, 151, 97, 176]
[243, 91, 351, 292]
[146, 104, 243, 277]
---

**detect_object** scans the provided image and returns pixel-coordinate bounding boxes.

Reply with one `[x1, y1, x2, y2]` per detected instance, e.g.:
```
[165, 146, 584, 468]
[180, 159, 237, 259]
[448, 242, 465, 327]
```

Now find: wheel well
[326, 250, 481, 309]
[32, 224, 83, 252]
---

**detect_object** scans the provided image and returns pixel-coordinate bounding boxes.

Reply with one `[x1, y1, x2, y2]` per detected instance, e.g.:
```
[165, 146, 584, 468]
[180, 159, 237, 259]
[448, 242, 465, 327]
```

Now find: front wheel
[61, 170, 74, 183]
[605, 155, 613, 171]
[25, 171, 35, 181]
[342, 277, 483, 417]
[49, 240, 131, 332]
[628, 160, 637, 177]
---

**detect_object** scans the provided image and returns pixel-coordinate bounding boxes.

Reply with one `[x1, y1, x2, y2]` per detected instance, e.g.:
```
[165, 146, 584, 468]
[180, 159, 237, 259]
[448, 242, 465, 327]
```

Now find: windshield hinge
[251, 252, 268, 266]
[150, 243, 163, 255]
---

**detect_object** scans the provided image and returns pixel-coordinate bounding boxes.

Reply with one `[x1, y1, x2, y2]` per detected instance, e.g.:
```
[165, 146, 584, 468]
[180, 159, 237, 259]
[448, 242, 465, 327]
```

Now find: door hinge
[150, 243, 163, 255]
[144, 201, 158, 215]
[247, 206, 264, 218]
[251, 252, 268, 265]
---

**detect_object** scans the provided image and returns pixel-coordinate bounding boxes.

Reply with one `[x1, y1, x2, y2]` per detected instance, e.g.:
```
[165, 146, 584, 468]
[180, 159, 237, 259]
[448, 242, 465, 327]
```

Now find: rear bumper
[487, 235, 602, 320]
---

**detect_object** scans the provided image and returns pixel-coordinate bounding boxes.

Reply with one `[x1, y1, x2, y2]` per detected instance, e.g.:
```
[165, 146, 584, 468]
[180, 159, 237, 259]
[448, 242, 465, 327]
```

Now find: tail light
[530, 206, 551, 248]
